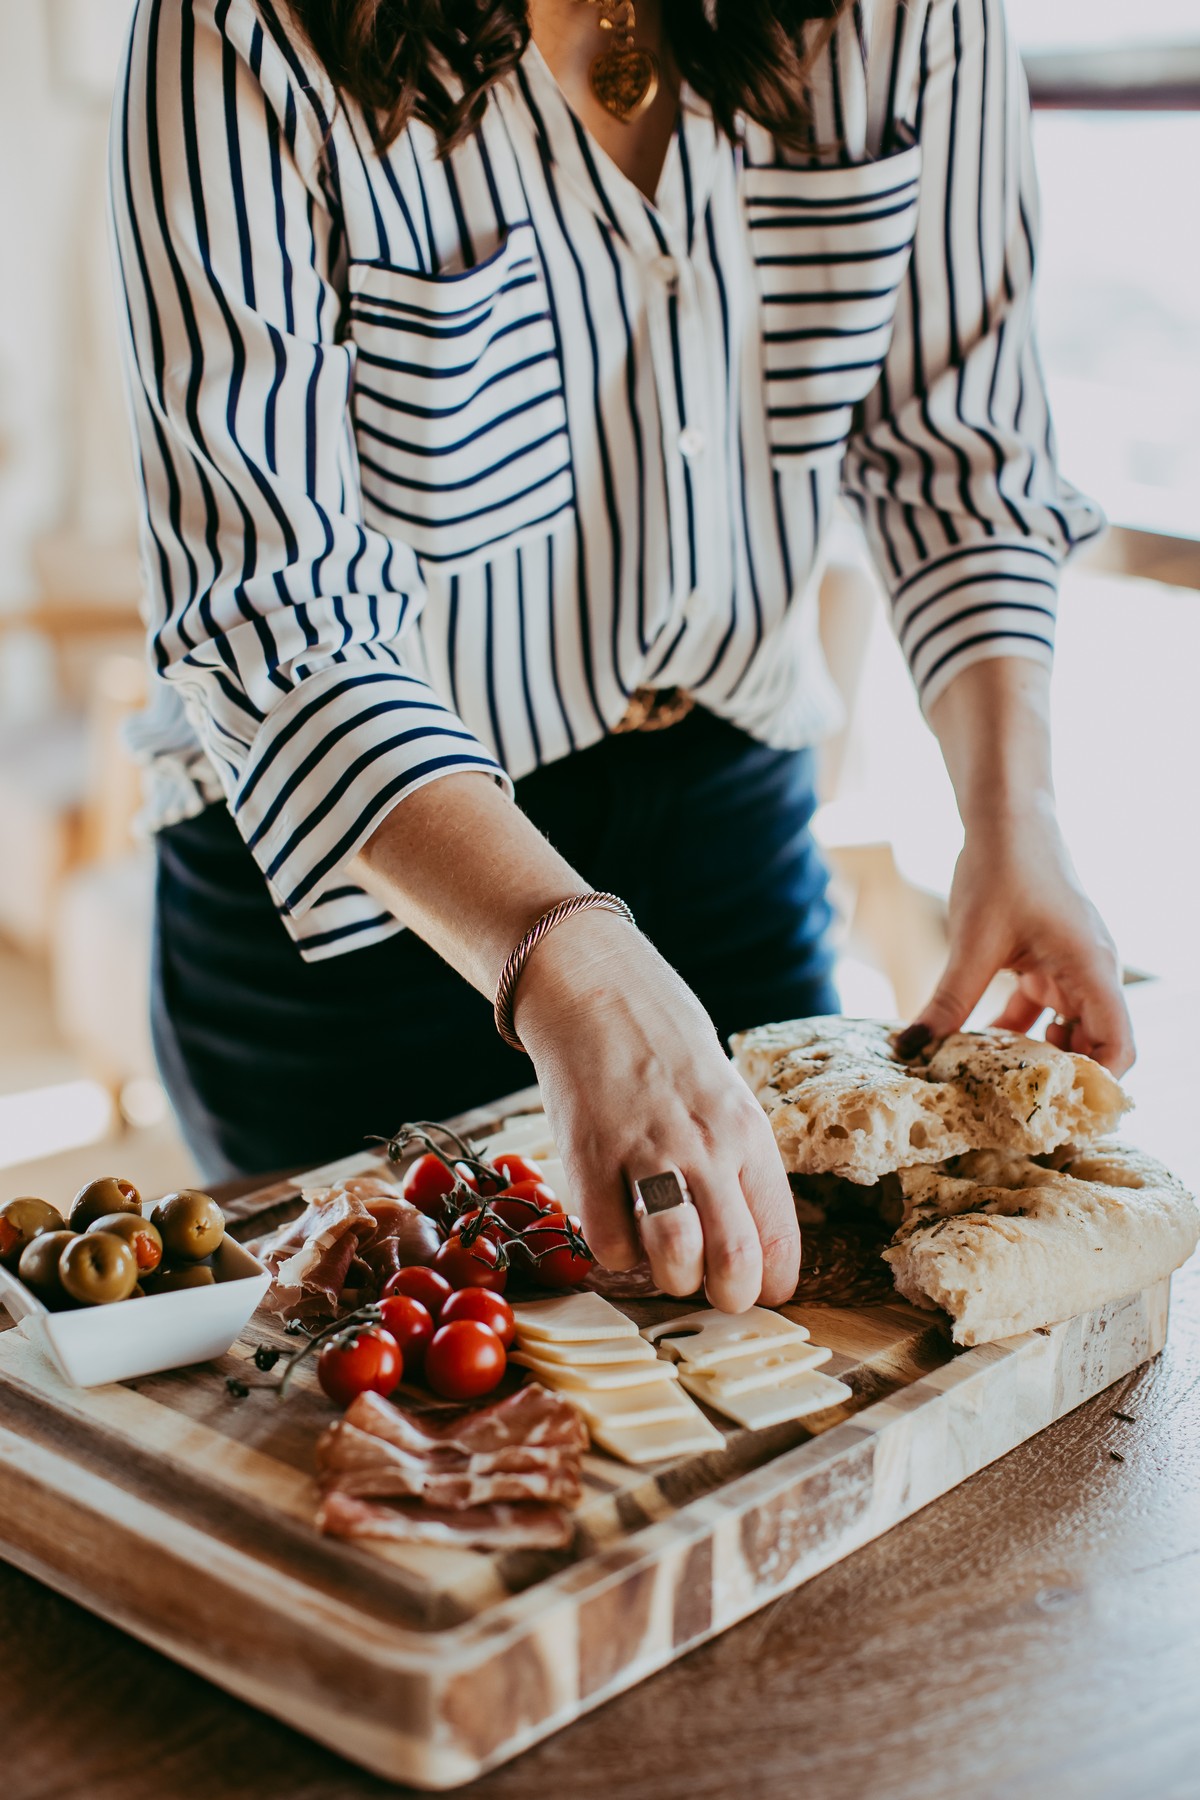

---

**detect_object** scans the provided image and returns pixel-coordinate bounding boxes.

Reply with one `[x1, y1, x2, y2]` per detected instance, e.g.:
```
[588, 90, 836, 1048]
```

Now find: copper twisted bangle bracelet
[494, 892, 636, 1053]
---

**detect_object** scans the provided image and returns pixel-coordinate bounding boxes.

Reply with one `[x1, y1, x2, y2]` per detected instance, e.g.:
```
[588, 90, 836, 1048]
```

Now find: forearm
[926, 657, 1056, 831]
[347, 773, 623, 1016]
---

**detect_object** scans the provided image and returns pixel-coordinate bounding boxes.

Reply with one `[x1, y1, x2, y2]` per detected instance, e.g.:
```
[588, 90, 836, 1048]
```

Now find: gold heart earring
[584, 0, 660, 122]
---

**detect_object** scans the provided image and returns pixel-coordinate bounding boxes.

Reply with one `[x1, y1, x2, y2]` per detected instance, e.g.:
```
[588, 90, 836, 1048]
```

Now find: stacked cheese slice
[510, 1292, 726, 1464]
[476, 1110, 571, 1208]
[644, 1307, 852, 1428]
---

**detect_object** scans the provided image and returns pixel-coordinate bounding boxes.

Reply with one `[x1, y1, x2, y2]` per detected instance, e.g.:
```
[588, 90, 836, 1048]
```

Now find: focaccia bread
[882, 1141, 1199, 1345]
[730, 1017, 1130, 1184]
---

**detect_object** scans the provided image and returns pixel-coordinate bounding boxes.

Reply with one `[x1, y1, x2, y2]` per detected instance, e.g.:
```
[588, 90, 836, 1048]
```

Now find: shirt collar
[502, 39, 722, 259]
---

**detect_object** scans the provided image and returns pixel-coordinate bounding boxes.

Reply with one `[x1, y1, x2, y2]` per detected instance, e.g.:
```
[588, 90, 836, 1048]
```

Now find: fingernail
[895, 1023, 933, 1060]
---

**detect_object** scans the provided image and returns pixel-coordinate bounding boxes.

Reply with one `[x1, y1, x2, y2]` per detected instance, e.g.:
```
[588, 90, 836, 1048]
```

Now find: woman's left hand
[899, 799, 1135, 1075]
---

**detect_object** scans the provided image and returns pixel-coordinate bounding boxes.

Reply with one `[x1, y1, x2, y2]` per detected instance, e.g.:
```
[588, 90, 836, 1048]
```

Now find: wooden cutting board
[0, 1085, 1172, 1789]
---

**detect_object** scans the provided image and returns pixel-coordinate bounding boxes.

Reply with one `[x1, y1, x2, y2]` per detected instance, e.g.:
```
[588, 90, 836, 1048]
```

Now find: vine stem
[370, 1119, 504, 1188]
[276, 1302, 383, 1399]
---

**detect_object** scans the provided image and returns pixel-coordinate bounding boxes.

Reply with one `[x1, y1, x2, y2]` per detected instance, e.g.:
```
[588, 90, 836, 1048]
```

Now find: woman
[110, 0, 1132, 1313]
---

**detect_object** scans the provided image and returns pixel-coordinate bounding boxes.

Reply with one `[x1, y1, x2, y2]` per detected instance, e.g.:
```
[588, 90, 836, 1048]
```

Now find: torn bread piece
[730, 1016, 1130, 1185]
[883, 1140, 1199, 1345]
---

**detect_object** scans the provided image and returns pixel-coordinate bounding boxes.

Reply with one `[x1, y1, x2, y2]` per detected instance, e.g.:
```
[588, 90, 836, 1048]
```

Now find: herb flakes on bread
[730, 1017, 1130, 1185]
[883, 1141, 1199, 1345]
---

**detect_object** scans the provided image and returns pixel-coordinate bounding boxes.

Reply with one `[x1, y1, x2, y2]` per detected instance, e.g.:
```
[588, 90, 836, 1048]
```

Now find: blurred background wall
[0, 0, 1197, 1205]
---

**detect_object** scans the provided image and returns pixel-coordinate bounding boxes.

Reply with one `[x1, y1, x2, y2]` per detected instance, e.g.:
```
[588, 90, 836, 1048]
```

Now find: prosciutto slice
[343, 1386, 589, 1457]
[317, 1490, 575, 1551]
[314, 1386, 587, 1541]
[256, 1178, 440, 1322]
[317, 1423, 583, 1507]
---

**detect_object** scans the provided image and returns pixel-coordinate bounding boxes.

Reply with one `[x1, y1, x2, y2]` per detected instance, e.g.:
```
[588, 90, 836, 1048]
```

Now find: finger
[738, 1143, 801, 1307]
[897, 935, 1001, 1056]
[636, 1191, 706, 1298]
[990, 990, 1049, 1036]
[687, 1163, 763, 1314]
[1063, 964, 1136, 1076]
[570, 1163, 641, 1272]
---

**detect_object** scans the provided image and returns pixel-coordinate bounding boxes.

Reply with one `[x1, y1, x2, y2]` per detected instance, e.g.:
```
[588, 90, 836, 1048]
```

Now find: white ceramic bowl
[0, 1214, 271, 1388]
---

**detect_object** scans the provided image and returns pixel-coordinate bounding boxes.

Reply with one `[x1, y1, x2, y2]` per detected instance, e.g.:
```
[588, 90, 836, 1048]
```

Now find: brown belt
[611, 685, 696, 733]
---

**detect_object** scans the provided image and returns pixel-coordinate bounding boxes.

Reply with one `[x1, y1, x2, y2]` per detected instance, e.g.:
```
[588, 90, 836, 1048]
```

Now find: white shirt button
[650, 254, 680, 289]
[678, 426, 706, 460]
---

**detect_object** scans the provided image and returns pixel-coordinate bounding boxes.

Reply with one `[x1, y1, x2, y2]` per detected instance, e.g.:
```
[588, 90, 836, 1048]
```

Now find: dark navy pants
[152, 707, 838, 1182]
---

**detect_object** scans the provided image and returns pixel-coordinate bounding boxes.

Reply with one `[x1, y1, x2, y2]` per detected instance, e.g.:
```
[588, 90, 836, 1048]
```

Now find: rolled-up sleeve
[842, 0, 1103, 714]
[108, 0, 510, 924]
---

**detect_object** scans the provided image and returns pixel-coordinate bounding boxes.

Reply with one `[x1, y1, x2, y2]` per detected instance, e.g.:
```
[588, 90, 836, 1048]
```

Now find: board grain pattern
[0, 1084, 1174, 1790]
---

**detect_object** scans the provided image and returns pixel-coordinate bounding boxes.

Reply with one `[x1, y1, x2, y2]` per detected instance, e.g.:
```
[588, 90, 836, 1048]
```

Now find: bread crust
[882, 1141, 1199, 1345]
[730, 1017, 1130, 1184]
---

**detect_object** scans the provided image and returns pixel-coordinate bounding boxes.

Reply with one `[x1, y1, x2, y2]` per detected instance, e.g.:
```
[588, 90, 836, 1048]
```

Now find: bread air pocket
[346, 221, 575, 575]
[743, 141, 921, 472]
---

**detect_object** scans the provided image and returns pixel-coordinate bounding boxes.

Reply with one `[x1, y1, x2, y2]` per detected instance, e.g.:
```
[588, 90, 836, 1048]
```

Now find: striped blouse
[109, 0, 1101, 962]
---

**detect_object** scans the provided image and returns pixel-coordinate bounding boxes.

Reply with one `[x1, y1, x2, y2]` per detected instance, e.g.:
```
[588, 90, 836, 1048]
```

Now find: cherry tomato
[448, 1206, 507, 1249]
[424, 1320, 507, 1401]
[523, 1214, 594, 1289]
[317, 1326, 402, 1408]
[492, 1153, 545, 1186]
[454, 1161, 505, 1197]
[401, 1153, 457, 1217]
[433, 1232, 508, 1293]
[377, 1294, 435, 1373]
[383, 1265, 453, 1320]
[489, 1180, 562, 1232]
[440, 1287, 516, 1348]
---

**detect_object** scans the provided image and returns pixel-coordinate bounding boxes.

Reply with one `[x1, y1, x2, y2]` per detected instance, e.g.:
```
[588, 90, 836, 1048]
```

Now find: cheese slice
[512, 1292, 640, 1343]
[516, 1334, 660, 1367]
[531, 1155, 570, 1203]
[510, 1351, 680, 1391]
[477, 1113, 555, 1159]
[683, 1341, 832, 1396]
[645, 1305, 810, 1370]
[591, 1407, 725, 1464]
[566, 1383, 702, 1428]
[679, 1367, 852, 1429]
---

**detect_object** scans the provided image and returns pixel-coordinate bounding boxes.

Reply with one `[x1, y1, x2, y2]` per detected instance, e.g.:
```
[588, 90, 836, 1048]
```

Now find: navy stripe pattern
[109, 0, 1101, 962]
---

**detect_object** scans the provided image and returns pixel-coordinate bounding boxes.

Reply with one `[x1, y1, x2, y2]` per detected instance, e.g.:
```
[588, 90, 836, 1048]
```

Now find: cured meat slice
[587, 1259, 666, 1302]
[267, 1191, 378, 1319]
[317, 1490, 576, 1550]
[259, 1179, 440, 1321]
[317, 1425, 583, 1506]
[253, 1176, 399, 1265]
[344, 1386, 589, 1456]
[317, 1419, 575, 1479]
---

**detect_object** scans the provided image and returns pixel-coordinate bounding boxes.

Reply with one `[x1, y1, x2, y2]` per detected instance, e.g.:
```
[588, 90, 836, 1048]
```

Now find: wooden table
[3, 985, 1197, 1800]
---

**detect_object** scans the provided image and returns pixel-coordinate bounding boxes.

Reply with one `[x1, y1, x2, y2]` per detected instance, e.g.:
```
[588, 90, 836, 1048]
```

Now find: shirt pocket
[345, 221, 575, 573]
[742, 142, 922, 471]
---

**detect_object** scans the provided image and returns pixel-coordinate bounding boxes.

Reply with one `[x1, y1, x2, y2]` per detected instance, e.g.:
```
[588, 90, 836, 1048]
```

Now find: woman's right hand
[515, 910, 799, 1312]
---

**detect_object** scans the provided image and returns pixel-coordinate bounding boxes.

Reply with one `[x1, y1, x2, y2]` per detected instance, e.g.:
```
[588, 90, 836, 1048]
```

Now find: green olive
[87, 1211, 163, 1275]
[69, 1176, 142, 1233]
[17, 1230, 79, 1307]
[58, 1232, 139, 1306]
[0, 1197, 67, 1270]
[141, 1263, 216, 1294]
[150, 1191, 225, 1263]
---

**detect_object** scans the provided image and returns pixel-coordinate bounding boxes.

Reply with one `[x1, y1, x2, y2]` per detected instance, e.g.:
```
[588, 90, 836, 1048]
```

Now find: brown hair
[286, 1, 847, 157]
